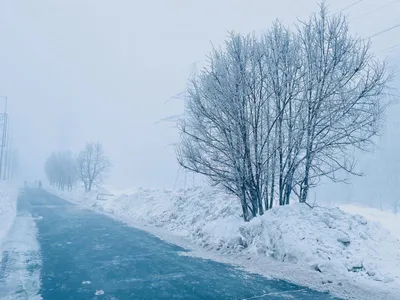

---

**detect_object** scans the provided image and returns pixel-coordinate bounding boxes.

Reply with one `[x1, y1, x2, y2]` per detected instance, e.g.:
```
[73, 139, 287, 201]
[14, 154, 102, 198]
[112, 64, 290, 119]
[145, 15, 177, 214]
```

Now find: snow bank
[0, 213, 42, 300]
[52, 186, 400, 299]
[340, 204, 400, 240]
[0, 182, 18, 254]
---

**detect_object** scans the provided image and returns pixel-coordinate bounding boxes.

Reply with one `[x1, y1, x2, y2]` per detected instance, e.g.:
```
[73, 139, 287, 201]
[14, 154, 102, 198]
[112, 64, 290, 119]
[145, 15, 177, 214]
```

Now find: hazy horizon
[0, 0, 399, 208]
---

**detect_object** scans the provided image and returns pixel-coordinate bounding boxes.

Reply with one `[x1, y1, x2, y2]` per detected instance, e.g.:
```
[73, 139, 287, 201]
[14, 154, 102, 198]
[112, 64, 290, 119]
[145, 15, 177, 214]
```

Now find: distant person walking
[38, 180, 42, 189]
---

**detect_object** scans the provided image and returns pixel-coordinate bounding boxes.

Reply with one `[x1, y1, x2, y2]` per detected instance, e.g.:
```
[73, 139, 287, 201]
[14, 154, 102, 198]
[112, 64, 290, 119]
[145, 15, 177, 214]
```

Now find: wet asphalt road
[0, 189, 340, 299]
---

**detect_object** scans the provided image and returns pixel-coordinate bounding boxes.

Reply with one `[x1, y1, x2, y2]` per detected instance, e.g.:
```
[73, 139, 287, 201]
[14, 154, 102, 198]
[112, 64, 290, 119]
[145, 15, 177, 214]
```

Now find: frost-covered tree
[76, 142, 110, 192]
[261, 23, 305, 208]
[178, 33, 269, 221]
[44, 151, 77, 190]
[177, 4, 391, 221]
[295, 4, 390, 203]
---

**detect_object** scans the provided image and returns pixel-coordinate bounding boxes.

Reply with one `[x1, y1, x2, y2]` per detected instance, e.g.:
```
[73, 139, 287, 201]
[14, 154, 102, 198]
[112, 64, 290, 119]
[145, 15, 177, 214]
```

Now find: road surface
[0, 189, 340, 299]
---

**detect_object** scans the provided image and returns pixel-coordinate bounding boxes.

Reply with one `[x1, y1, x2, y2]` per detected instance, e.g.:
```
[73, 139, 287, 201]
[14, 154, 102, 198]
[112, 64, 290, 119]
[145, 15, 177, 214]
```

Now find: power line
[337, 0, 400, 40]
[341, 1, 400, 53]
[367, 23, 400, 55]
[339, 0, 363, 12]
[379, 43, 400, 53]
[351, 0, 400, 21]
[369, 22, 400, 39]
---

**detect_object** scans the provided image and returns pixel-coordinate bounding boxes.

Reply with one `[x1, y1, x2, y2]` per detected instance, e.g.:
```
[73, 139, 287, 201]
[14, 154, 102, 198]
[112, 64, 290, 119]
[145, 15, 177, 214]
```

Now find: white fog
[1, 1, 400, 299]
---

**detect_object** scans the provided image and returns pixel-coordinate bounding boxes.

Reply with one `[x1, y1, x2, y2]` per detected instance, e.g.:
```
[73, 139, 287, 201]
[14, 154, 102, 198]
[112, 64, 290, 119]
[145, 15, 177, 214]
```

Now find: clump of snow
[52, 186, 400, 299]
[0, 182, 19, 254]
[95, 290, 104, 295]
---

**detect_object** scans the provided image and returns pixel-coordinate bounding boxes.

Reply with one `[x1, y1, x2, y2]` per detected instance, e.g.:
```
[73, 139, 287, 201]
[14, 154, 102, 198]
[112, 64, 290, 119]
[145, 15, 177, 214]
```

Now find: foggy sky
[0, 1, 399, 202]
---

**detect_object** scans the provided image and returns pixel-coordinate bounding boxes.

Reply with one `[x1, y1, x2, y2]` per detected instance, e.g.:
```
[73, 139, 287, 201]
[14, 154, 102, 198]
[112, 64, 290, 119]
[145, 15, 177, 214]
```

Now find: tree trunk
[241, 184, 249, 221]
[301, 158, 311, 203]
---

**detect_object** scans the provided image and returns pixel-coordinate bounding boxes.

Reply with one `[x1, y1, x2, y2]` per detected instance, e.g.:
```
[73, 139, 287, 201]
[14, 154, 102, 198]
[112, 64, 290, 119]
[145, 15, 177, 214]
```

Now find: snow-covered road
[0, 188, 340, 299]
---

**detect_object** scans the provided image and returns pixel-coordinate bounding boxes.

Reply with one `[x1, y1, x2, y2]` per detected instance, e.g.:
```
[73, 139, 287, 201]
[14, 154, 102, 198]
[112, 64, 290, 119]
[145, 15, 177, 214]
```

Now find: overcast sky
[0, 0, 399, 202]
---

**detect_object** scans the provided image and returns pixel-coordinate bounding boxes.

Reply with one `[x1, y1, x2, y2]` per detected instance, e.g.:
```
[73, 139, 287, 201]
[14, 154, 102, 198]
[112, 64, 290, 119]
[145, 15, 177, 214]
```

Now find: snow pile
[52, 185, 108, 205]
[242, 205, 400, 283]
[96, 187, 240, 239]
[0, 182, 18, 253]
[340, 204, 400, 240]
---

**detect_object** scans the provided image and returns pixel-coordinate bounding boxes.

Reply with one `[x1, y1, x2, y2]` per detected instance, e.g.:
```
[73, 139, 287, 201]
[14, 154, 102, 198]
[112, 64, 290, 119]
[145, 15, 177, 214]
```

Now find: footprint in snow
[95, 290, 104, 295]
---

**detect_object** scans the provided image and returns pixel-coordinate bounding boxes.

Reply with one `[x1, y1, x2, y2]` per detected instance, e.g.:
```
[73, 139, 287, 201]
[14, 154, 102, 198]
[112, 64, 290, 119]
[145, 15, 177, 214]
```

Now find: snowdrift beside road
[53, 186, 400, 299]
[0, 182, 19, 253]
[340, 204, 400, 240]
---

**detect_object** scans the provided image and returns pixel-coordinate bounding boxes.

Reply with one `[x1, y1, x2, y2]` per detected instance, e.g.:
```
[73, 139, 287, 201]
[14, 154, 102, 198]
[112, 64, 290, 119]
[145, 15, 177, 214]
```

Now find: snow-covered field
[52, 186, 400, 300]
[0, 182, 19, 254]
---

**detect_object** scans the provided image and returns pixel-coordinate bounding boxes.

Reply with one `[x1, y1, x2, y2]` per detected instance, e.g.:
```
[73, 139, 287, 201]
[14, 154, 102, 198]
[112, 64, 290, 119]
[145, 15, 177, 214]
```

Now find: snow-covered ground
[340, 204, 400, 240]
[0, 182, 19, 254]
[0, 182, 41, 299]
[52, 186, 400, 300]
[0, 213, 42, 300]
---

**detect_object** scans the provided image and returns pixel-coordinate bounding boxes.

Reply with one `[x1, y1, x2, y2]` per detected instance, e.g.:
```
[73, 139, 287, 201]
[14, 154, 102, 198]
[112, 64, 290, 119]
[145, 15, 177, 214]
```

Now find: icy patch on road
[0, 213, 42, 300]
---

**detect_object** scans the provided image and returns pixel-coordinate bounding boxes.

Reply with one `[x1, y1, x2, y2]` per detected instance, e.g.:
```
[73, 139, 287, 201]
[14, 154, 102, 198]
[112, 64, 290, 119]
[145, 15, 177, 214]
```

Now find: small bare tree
[76, 142, 110, 192]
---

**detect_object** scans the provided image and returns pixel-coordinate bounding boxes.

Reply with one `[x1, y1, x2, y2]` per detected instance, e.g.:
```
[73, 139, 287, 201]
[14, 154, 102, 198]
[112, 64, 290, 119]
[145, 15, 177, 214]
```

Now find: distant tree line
[44, 151, 76, 190]
[44, 142, 110, 192]
[177, 4, 392, 221]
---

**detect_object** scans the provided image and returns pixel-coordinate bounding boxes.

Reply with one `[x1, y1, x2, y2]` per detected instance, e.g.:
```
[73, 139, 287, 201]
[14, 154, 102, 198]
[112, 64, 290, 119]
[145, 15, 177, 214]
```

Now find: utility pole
[4, 115, 10, 180]
[7, 123, 12, 180]
[0, 96, 7, 180]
